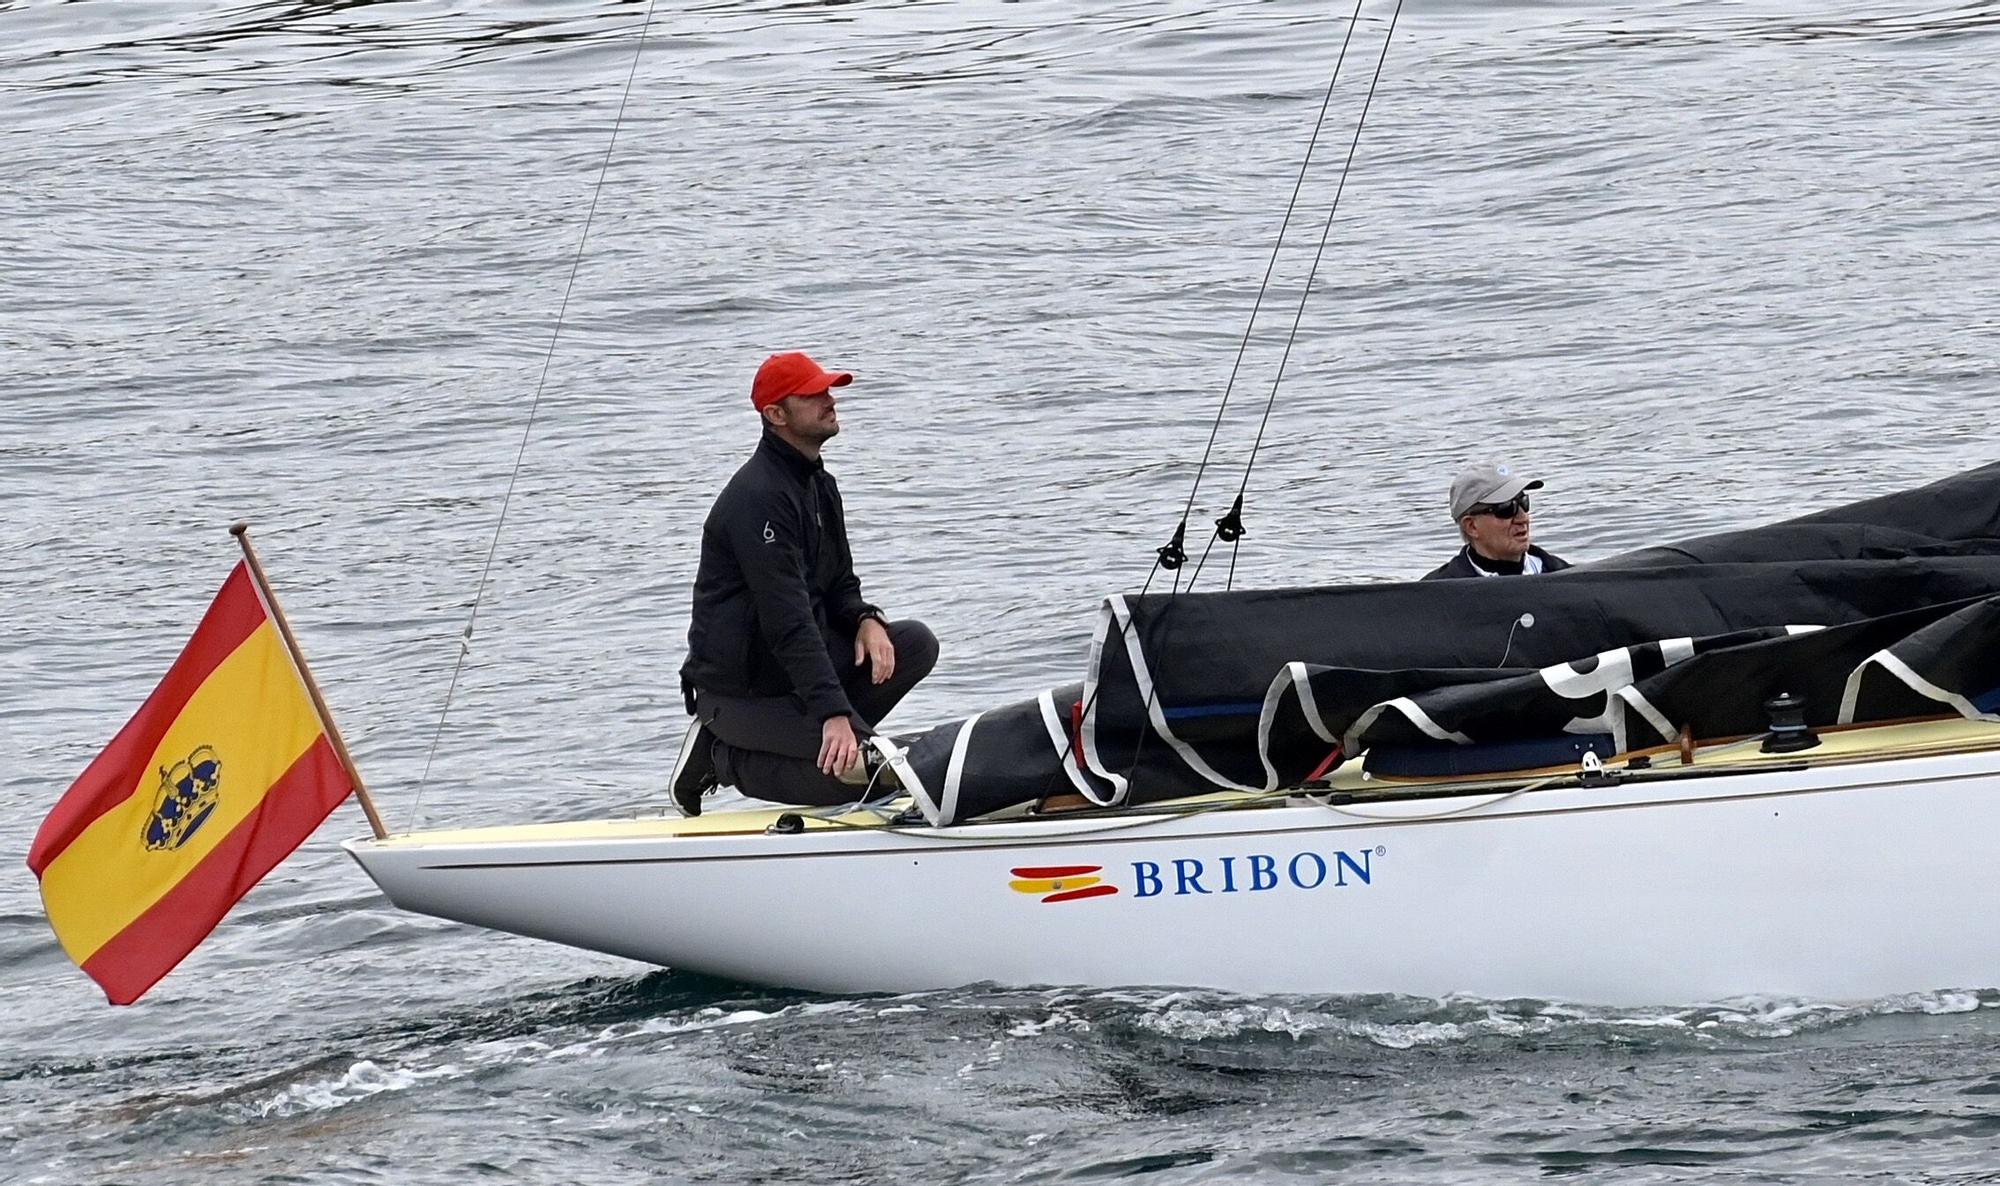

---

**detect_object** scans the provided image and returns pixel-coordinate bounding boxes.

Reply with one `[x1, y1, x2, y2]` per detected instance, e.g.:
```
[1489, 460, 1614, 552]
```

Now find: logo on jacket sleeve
[762, 521, 776, 543]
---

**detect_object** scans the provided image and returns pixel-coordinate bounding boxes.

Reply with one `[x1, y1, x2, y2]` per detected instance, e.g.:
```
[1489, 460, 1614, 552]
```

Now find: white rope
[793, 771, 1564, 843]
[787, 733, 1816, 841]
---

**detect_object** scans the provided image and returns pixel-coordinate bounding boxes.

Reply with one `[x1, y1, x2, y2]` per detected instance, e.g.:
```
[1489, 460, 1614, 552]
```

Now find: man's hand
[819, 714, 860, 777]
[853, 618, 896, 686]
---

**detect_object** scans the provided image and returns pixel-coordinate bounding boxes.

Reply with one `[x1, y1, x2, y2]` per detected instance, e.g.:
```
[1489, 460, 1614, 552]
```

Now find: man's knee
[697, 691, 823, 761]
[713, 740, 853, 807]
[889, 619, 939, 680]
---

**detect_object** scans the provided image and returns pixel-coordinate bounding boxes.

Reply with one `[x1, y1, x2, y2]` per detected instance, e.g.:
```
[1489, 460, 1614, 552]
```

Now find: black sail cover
[892, 463, 2000, 826]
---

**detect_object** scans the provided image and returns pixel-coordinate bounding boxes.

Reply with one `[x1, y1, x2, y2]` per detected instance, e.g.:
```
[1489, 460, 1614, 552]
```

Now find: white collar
[1468, 547, 1542, 577]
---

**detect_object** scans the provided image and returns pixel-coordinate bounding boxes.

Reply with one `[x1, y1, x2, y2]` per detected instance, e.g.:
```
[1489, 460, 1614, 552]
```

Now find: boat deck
[365, 714, 2000, 848]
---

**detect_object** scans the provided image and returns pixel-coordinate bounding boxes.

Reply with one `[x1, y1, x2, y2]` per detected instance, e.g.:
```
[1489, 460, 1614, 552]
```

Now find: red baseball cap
[751, 351, 853, 411]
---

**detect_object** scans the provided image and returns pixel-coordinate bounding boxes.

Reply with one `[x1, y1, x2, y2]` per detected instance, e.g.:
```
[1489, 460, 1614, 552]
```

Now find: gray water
[4, 1, 1999, 1181]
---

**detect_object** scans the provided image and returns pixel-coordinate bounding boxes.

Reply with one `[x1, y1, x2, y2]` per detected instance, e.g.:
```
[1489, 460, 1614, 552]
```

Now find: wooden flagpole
[229, 524, 389, 840]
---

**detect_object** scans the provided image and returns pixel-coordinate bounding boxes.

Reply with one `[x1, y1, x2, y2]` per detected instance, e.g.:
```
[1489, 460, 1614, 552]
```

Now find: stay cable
[1190, 0, 1405, 596]
[408, 0, 663, 830]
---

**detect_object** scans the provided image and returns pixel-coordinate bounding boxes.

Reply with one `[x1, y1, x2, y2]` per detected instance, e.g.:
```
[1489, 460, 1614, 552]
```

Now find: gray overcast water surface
[3, 2, 1997, 1182]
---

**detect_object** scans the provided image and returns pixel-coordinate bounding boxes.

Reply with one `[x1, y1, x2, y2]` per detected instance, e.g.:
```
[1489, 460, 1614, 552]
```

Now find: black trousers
[698, 619, 938, 807]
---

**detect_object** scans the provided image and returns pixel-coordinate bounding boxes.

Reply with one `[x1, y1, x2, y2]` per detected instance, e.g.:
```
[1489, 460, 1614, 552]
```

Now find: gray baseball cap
[1449, 461, 1544, 520]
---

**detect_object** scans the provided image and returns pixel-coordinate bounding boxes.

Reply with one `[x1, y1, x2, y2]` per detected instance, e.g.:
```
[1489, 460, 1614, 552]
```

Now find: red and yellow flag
[27, 563, 355, 1004]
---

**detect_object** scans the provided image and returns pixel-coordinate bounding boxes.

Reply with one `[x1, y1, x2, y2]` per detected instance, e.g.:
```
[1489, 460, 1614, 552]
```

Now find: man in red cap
[671, 351, 939, 814]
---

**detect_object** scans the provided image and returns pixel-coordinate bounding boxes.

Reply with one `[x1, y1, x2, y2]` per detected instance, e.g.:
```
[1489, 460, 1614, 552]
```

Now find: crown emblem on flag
[145, 746, 222, 852]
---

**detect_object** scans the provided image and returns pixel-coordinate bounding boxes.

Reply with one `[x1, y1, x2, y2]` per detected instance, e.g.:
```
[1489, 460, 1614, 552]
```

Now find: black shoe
[670, 722, 719, 817]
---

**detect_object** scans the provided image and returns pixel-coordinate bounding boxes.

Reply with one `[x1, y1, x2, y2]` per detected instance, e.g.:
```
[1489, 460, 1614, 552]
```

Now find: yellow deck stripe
[353, 716, 2000, 850]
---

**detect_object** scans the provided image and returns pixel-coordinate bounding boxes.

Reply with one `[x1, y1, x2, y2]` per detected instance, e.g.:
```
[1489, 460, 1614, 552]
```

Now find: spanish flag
[27, 562, 356, 1004]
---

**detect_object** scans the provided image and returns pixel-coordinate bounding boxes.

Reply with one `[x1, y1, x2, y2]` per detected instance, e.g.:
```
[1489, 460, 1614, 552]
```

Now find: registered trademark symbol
[1375, 845, 1386, 856]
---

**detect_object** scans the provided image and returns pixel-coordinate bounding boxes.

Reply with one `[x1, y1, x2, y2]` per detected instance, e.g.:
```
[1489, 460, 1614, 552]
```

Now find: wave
[1543, 1, 2000, 52]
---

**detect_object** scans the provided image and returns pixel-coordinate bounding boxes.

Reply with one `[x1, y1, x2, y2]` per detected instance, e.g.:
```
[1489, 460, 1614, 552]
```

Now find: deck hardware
[1761, 693, 1821, 754]
[1579, 750, 1616, 787]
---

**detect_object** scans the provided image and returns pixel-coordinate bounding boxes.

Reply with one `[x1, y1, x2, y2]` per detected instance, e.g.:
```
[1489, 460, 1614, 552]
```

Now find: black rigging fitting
[1156, 521, 1189, 570]
[1214, 495, 1247, 543]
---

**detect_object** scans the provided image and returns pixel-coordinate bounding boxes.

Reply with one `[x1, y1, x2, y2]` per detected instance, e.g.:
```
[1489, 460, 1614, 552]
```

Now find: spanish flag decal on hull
[1009, 865, 1118, 904]
[26, 562, 355, 1005]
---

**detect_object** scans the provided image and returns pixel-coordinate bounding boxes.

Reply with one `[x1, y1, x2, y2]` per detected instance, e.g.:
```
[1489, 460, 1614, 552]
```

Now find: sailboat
[337, 5, 2000, 1004]
[345, 463, 2000, 1004]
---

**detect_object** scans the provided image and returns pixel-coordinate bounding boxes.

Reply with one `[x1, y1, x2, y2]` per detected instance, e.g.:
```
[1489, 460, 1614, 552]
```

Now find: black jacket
[1421, 544, 1571, 581]
[679, 431, 880, 721]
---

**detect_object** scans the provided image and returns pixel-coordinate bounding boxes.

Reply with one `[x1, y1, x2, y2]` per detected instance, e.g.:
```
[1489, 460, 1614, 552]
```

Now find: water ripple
[5, 1, 1999, 1182]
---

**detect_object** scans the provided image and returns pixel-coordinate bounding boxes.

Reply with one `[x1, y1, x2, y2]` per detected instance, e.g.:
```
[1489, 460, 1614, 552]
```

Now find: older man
[1422, 461, 1571, 580]
[670, 351, 938, 815]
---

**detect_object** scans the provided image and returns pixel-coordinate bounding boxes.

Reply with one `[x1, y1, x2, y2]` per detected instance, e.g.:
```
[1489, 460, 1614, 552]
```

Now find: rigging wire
[1158, 0, 1369, 583]
[1113, 1, 1406, 804]
[1188, 0, 1406, 597]
[1030, 1, 1375, 809]
[406, 1, 662, 830]
[1030, 5, 1402, 816]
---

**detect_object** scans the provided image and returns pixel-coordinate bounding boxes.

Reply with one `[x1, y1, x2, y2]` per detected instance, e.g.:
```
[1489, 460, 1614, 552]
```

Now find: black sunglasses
[1473, 494, 1531, 519]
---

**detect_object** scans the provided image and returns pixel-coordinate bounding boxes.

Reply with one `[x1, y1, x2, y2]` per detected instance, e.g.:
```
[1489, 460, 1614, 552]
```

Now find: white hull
[346, 730, 2000, 1004]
